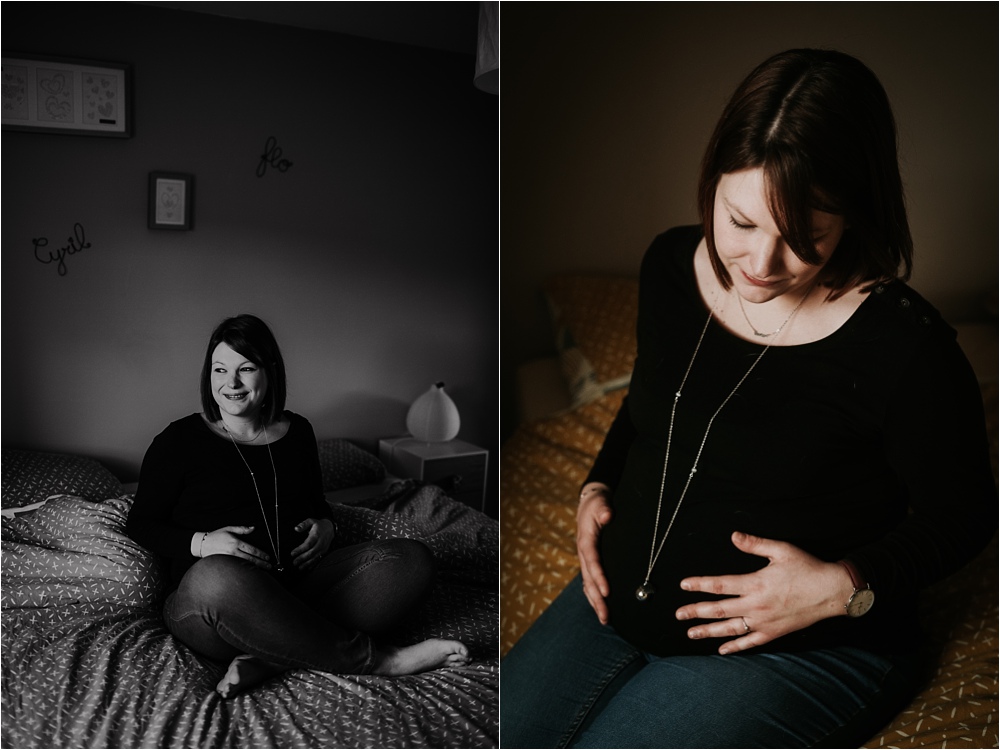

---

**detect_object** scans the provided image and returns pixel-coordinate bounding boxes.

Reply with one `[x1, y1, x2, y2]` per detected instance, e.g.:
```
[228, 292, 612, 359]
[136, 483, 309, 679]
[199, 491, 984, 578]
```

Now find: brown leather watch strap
[839, 559, 867, 590]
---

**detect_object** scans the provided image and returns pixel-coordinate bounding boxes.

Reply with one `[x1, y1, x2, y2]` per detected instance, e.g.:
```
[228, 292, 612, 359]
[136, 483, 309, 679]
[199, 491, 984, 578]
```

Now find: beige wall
[501, 1, 998, 437]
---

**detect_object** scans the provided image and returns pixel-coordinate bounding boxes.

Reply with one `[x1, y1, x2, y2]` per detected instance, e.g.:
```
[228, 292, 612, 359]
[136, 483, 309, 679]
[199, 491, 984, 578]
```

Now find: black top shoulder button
[874, 284, 886, 294]
[899, 297, 911, 308]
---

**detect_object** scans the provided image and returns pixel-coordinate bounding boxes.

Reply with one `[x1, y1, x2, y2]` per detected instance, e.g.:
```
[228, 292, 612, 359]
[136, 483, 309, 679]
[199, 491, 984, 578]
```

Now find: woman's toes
[215, 654, 286, 698]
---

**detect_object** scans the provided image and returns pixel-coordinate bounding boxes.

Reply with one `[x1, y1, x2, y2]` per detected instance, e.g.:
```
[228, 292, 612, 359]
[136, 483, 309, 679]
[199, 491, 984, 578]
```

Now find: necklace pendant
[753, 330, 771, 338]
[635, 582, 655, 602]
[276, 565, 284, 573]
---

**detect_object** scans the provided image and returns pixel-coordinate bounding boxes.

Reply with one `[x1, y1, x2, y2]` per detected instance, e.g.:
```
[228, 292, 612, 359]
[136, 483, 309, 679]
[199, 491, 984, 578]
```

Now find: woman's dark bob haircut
[698, 48, 913, 297]
[200, 314, 287, 425]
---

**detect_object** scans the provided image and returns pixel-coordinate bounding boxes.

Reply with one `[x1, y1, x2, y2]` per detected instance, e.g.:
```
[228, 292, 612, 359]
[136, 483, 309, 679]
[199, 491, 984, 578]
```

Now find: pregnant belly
[599, 498, 767, 656]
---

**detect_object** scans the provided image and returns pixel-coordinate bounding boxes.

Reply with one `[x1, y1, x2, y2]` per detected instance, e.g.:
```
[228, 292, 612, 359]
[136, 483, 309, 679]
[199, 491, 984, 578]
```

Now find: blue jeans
[164, 538, 434, 674]
[501, 575, 921, 748]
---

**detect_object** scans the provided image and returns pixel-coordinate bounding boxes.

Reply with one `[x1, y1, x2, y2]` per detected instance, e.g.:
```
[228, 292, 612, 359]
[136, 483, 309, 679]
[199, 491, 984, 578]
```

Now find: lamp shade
[474, 1, 499, 94]
[406, 382, 461, 442]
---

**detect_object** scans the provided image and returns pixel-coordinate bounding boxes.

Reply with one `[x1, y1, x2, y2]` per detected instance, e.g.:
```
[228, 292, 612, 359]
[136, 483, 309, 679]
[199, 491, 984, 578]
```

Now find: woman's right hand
[576, 483, 613, 624]
[193, 526, 273, 569]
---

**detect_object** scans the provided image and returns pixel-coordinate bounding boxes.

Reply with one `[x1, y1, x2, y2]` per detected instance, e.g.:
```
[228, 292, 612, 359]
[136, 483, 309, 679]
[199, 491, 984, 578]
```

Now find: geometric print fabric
[3, 476, 498, 747]
[2, 448, 123, 508]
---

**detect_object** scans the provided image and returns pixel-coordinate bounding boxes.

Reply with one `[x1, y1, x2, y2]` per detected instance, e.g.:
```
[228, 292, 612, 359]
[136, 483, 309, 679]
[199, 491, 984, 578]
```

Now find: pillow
[1, 449, 123, 509]
[2, 493, 165, 614]
[543, 275, 639, 407]
[317, 439, 386, 492]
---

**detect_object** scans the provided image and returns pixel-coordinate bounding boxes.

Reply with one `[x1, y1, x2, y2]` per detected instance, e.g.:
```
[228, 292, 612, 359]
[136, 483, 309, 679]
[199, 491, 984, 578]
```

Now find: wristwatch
[839, 560, 874, 617]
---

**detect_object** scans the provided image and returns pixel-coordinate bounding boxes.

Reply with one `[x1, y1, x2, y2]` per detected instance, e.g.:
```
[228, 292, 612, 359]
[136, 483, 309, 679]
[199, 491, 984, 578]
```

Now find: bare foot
[372, 639, 470, 676]
[216, 654, 287, 698]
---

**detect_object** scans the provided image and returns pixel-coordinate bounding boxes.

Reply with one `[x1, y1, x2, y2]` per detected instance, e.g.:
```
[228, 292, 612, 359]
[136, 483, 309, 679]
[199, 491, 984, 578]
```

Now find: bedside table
[379, 437, 489, 513]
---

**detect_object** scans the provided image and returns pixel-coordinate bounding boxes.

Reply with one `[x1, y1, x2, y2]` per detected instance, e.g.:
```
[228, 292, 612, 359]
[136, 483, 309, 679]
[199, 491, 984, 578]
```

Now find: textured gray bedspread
[2, 483, 498, 748]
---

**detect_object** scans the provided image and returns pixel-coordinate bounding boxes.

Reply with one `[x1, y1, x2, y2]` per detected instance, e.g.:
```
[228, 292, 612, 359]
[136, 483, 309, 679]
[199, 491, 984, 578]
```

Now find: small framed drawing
[2, 53, 131, 137]
[148, 172, 193, 230]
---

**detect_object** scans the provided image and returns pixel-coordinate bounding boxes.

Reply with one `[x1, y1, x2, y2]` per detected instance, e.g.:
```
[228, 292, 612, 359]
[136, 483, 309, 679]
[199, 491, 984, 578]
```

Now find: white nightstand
[379, 437, 489, 513]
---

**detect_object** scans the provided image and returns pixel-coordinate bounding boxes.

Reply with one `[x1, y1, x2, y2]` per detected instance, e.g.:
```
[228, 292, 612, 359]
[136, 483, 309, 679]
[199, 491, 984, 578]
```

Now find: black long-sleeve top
[588, 226, 995, 656]
[126, 411, 331, 592]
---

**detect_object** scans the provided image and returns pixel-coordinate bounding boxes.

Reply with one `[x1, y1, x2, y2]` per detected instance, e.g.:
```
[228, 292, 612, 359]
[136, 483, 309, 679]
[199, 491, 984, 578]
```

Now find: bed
[2, 439, 499, 749]
[500, 274, 998, 748]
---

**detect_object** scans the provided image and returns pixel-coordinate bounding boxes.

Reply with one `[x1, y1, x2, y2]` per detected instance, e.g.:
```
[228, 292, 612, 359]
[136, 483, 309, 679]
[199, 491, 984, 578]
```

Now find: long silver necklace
[224, 422, 282, 572]
[635, 288, 810, 601]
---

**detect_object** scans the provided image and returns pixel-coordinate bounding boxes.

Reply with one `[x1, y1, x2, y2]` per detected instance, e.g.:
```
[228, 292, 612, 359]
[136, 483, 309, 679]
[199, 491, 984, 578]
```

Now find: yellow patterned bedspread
[500, 390, 624, 655]
[499, 388, 998, 748]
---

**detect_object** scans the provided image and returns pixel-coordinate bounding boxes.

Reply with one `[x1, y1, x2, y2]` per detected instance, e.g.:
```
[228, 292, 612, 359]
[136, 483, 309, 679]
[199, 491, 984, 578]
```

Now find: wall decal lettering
[257, 135, 293, 178]
[33, 222, 91, 276]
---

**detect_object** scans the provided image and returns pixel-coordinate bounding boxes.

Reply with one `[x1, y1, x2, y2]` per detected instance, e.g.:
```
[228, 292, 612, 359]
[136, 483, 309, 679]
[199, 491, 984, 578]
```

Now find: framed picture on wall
[1, 53, 131, 137]
[148, 172, 193, 230]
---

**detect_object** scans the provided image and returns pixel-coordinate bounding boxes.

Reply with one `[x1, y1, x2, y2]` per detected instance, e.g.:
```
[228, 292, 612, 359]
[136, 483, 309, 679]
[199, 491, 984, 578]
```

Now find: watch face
[847, 588, 875, 617]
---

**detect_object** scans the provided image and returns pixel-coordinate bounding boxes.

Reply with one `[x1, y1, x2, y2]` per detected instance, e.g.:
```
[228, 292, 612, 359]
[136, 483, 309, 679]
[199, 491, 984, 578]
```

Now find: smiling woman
[500, 48, 995, 749]
[698, 168, 864, 346]
[714, 168, 845, 300]
[205, 346, 286, 445]
[125, 314, 470, 698]
[697, 47, 913, 302]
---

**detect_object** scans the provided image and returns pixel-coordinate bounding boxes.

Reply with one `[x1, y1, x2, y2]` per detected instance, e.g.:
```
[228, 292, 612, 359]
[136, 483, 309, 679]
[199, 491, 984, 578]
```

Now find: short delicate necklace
[635, 292, 807, 602]
[736, 285, 813, 338]
[223, 421, 263, 443]
[225, 423, 282, 572]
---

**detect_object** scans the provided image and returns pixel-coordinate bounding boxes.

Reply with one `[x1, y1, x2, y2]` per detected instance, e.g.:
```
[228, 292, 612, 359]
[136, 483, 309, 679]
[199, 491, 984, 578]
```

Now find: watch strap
[839, 559, 867, 591]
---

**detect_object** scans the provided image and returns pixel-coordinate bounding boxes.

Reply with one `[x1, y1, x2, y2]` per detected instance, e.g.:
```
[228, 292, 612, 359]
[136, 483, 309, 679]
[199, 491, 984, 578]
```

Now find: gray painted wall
[2, 2, 498, 495]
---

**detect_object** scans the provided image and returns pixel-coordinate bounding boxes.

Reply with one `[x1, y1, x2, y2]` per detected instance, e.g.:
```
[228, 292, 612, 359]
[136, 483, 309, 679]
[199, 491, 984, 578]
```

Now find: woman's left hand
[291, 517, 335, 570]
[675, 531, 855, 655]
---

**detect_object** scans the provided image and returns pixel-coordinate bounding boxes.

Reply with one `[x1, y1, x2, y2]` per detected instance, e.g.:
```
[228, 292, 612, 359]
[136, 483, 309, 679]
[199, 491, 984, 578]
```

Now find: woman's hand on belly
[674, 531, 854, 655]
[576, 483, 614, 624]
[197, 526, 273, 569]
[291, 517, 335, 570]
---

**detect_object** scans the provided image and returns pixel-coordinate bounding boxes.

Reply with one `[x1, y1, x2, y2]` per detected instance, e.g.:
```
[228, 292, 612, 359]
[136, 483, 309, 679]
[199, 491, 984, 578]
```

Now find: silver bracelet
[199, 532, 208, 558]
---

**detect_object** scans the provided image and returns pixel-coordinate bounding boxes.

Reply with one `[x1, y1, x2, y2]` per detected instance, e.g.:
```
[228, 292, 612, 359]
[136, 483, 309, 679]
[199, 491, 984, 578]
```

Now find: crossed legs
[164, 538, 468, 697]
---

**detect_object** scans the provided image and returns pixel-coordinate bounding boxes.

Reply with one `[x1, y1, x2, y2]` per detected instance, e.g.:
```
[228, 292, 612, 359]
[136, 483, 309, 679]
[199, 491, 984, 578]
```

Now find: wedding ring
[741, 617, 751, 634]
